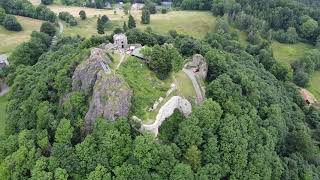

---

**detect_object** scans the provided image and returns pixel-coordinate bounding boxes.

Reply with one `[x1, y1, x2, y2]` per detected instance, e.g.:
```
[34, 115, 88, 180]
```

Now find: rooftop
[0, 54, 8, 63]
[113, 33, 127, 41]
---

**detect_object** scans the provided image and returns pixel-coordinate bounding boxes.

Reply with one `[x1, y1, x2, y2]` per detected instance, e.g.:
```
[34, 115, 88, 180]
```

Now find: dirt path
[183, 68, 204, 104]
[116, 51, 125, 70]
[58, 20, 64, 34]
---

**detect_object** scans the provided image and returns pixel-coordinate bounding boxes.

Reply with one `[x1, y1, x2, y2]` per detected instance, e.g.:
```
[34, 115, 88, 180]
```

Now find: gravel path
[183, 68, 204, 104]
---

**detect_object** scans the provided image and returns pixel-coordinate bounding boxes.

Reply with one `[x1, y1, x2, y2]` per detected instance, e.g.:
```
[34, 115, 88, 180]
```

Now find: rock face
[72, 48, 112, 95]
[72, 48, 132, 132]
[186, 54, 208, 80]
[85, 72, 132, 131]
[141, 96, 192, 136]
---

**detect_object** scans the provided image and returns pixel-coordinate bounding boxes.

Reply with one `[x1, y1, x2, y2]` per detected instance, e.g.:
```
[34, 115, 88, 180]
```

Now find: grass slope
[0, 95, 8, 135]
[118, 56, 170, 120]
[271, 41, 314, 66]
[0, 16, 43, 54]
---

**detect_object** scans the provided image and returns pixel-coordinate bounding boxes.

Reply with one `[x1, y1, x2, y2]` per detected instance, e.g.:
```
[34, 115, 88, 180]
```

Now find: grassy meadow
[0, 16, 43, 54]
[271, 41, 314, 66]
[132, 11, 216, 38]
[50, 4, 216, 38]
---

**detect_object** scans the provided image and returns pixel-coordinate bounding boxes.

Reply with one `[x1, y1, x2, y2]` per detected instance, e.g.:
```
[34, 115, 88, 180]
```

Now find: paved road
[183, 68, 204, 104]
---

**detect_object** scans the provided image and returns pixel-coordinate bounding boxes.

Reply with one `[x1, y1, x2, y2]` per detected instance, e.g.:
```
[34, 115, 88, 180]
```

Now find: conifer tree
[128, 15, 136, 29]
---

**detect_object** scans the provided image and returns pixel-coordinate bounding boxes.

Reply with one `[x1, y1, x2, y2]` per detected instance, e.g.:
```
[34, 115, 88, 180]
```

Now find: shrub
[161, 8, 167, 14]
[3, 15, 22, 31]
[79, 10, 86, 20]
[41, 0, 53, 5]
[40, 22, 56, 36]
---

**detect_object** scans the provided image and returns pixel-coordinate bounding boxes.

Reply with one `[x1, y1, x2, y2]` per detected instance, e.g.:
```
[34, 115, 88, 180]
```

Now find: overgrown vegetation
[118, 57, 170, 119]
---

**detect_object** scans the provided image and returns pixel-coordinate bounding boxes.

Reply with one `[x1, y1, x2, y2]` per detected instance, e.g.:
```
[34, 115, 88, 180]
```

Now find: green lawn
[0, 95, 8, 135]
[132, 11, 216, 38]
[0, 16, 43, 54]
[117, 56, 170, 121]
[271, 41, 314, 66]
[307, 71, 320, 100]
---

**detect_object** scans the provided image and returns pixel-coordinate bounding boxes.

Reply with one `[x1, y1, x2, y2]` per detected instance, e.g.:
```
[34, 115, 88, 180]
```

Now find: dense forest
[0, 0, 320, 179]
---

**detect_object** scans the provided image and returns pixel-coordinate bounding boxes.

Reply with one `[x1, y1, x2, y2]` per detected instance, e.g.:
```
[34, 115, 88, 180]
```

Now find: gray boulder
[84, 72, 132, 132]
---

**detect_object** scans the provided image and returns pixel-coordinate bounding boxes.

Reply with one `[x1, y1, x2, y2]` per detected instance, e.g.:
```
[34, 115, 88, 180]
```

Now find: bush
[40, 22, 56, 36]
[0, 7, 5, 24]
[41, 0, 53, 5]
[3, 15, 22, 31]
[59, 12, 77, 26]
[161, 8, 167, 14]
[79, 10, 86, 20]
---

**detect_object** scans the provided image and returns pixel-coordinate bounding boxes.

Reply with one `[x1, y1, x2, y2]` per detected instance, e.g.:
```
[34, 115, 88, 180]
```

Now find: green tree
[142, 44, 183, 79]
[87, 164, 111, 180]
[184, 145, 201, 171]
[123, 21, 128, 32]
[0, 7, 6, 24]
[54, 168, 68, 180]
[55, 119, 74, 144]
[41, 0, 53, 5]
[170, 163, 194, 180]
[40, 22, 56, 37]
[97, 17, 104, 34]
[128, 15, 136, 29]
[3, 15, 22, 31]
[79, 10, 86, 20]
[141, 8, 150, 24]
[301, 18, 318, 39]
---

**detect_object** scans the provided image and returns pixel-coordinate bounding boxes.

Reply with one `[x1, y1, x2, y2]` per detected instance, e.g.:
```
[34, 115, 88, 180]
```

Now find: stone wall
[141, 96, 192, 136]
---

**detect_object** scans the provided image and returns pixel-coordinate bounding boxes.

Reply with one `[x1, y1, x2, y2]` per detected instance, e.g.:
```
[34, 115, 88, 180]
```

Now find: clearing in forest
[271, 41, 314, 66]
[0, 16, 43, 54]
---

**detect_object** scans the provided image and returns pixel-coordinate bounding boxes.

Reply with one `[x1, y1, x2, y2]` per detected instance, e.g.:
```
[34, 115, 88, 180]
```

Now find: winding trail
[58, 19, 64, 34]
[183, 68, 204, 104]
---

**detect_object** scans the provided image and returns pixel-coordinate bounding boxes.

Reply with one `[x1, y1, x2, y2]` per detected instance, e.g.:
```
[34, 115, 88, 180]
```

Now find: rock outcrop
[72, 48, 132, 132]
[141, 96, 192, 136]
[85, 72, 132, 131]
[186, 54, 208, 80]
[72, 48, 112, 95]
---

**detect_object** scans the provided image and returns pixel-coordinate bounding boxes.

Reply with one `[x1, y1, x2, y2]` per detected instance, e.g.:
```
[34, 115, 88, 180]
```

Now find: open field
[63, 17, 123, 37]
[48, 5, 216, 38]
[0, 94, 8, 135]
[131, 10, 216, 38]
[307, 71, 320, 100]
[48, 4, 126, 19]
[0, 16, 43, 54]
[271, 41, 314, 66]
